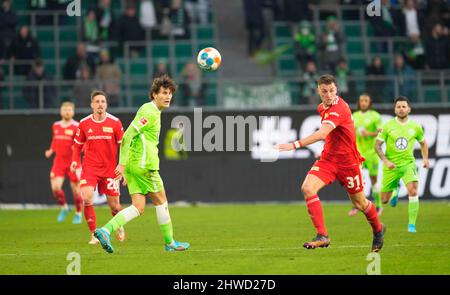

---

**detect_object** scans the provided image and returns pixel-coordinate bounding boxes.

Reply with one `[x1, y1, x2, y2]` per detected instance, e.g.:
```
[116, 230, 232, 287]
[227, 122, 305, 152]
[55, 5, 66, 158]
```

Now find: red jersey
[72, 113, 124, 177]
[50, 119, 79, 164]
[318, 96, 364, 167]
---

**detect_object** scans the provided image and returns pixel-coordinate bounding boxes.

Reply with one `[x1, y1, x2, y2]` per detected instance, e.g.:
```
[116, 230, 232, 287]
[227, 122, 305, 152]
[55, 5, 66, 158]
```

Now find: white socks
[155, 202, 171, 225]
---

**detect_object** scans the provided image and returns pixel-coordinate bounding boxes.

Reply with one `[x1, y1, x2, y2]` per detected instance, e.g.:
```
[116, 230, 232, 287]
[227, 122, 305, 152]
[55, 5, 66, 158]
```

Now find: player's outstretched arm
[419, 140, 430, 168]
[375, 139, 395, 169]
[274, 123, 334, 151]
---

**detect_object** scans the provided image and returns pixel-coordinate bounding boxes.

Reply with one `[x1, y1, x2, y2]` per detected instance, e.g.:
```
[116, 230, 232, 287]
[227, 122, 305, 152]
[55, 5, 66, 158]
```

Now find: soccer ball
[197, 47, 221, 71]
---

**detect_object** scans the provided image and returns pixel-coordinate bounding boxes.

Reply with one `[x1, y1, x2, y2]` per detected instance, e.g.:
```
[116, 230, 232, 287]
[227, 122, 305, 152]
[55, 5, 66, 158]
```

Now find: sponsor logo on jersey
[65, 129, 74, 135]
[103, 127, 113, 133]
[88, 128, 93, 133]
[80, 179, 87, 185]
[87, 135, 112, 140]
[139, 117, 148, 126]
[311, 166, 320, 171]
[330, 112, 340, 117]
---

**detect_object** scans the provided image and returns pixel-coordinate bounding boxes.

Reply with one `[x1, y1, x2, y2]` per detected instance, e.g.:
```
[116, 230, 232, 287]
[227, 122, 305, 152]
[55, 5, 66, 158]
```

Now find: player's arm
[71, 127, 85, 172]
[375, 139, 395, 169]
[115, 124, 139, 178]
[275, 123, 334, 151]
[419, 140, 429, 168]
[45, 125, 55, 158]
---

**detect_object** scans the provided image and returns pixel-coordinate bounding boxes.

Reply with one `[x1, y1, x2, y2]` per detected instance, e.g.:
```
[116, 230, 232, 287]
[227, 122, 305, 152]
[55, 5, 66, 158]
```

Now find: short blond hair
[60, 101, 75, 109]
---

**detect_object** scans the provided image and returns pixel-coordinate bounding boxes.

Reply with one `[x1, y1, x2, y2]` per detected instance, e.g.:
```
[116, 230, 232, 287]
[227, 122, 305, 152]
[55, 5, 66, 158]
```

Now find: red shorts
[308, 159, 364, 194]
[79, 170, 120, 197]
[50, 160, 80, 183]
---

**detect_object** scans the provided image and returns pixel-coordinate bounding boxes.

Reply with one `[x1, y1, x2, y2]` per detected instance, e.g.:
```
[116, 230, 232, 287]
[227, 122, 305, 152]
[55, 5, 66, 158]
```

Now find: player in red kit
[71, 90, 126, 245]
[275, 75, 385, 252]
[45, 102, 83, 224]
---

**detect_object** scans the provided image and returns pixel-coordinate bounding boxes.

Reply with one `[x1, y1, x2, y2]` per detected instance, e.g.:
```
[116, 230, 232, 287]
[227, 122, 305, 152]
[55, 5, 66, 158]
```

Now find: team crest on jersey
[139, 117, 148, 126]
[324, 113, 329, 119]
[65, 129, 74, 135]
[103, 127, 113, 133]
[80, 179, 87, 185]
[311, 166, 320, 171]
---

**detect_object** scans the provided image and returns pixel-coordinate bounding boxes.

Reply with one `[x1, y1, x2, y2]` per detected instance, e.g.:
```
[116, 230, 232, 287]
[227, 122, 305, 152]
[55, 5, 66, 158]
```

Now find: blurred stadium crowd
[0, 0, 448, 108]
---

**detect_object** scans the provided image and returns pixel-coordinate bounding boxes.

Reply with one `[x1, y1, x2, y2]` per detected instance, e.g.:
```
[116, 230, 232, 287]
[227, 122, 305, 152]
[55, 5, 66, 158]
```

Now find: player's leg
[149, 189, 189, 252]
[380, 167, 400, 205]
[402, 163, 420, 232]
[69, 181, 83, 224]
[405, 181, 419, 233]
[348, 190, 386, 252]
[50, 175, 69, 222]
[370, 174, 383, 215]
[301, 163, 332, 249]
[68, 166, 83, 224]
[342, 165, 385, 252]
[80, 185, 98, 244]
[106, 194, 126, 242]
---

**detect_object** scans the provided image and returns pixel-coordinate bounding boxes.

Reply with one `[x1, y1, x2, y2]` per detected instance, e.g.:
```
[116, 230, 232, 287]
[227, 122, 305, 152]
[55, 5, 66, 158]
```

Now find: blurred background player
[45, 101, 83, 224]
[94, 75, 190, 253]
[276, 75, 385, 252]
[348, 94, 383, 216]
[375, 96, 429, 233]
[71, 90, 125, 244]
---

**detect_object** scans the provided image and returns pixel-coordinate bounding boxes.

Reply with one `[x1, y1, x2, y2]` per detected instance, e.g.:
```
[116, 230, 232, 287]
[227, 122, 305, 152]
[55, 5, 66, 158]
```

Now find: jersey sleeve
[50, 124, 57, 151]
[375, 112, 382, 128]
[322, 105, 345, 129]
[119, 107, 154, 166]
[72, 124, 85, 164]
[415, 123, 425, 142]
[377, 122, 388, 142]
[115, 119, 125, 144]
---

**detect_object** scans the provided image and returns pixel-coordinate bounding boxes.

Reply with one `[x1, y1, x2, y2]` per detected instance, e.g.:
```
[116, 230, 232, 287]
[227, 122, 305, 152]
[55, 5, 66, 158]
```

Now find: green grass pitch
[1, 201, 449, 274]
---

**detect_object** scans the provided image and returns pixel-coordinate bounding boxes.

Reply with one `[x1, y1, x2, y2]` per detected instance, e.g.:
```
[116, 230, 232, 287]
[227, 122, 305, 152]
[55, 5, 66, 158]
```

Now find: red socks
[305, 195, 328, 236]
[84, 204, 97, 233]
[74, 193, 83, 213]
[53, 190, 66, 206]
[363, 202, 382, 233]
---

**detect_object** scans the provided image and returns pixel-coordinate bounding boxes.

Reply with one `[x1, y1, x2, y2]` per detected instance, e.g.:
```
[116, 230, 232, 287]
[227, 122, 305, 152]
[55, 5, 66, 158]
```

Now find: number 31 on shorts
[107, 178, 120, 192]
[346, 175, 362, 190]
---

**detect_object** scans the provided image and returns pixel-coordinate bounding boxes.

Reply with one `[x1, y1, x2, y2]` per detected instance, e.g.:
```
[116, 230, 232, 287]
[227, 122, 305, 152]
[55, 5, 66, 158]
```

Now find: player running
[275, 74, 385, 252]
[375, 96, 429, 233]
[94, 75, 190, 253]
[71, 90, 126, 244]
[348, 94, 383, 216]
[45, 102, 83, 224]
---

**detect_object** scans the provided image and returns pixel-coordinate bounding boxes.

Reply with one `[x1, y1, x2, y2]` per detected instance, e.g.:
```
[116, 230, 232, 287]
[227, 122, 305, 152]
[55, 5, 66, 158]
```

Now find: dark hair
[150, 74, 177, 100]
[357, 93, 372, 110]
[394, 96, 410, 107]
[317, 74, 336, 86]
[90, 90, 108, 101]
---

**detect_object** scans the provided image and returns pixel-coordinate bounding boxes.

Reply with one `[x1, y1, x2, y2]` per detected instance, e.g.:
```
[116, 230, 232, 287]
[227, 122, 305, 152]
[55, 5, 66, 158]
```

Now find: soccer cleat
[116, 226, 126, 242]
[94, 228, 114, 253]
[376, 206, 383, 216]
[165, 240, 190, 252]
[371, 223, 386, 252]
[72, 213, 82, 224]
[303, 234, 331, 249]
[390, 189, 399, 207]
[57, 208, 70, 223]
[408, 224, 416, 233]
[88, 234, 100, 245]
[348, 207, 358, 216]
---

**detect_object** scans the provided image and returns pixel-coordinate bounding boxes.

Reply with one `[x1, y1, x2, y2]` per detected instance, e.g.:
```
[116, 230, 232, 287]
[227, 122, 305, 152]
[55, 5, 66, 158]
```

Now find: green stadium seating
[422, 86, 443, 103]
